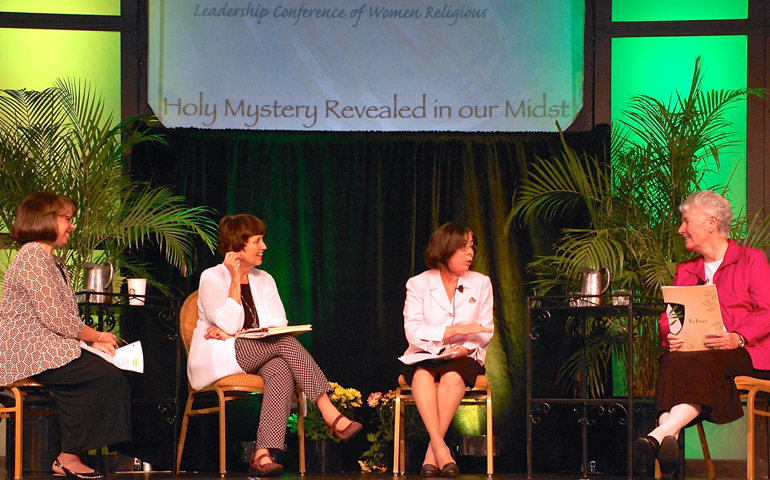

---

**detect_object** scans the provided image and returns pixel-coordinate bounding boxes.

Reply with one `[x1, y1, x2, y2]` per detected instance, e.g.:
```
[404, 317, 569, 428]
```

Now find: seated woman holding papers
[634, 191, 770, 477]
[399, 222, 494, 477]
[0, 192, 129, 480]
[187, 214, 362, 476]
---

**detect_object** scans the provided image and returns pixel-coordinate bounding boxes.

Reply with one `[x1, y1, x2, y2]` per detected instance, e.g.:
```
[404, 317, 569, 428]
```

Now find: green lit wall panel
[0, 0, 119, 15]
[0, 28, 121, 120]
[611, 36, 748, 213]
[612, 0, 747, 22]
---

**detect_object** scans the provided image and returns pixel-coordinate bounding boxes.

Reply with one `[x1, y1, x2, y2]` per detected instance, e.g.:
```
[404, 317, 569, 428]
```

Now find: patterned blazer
[0, 242, 83, 385]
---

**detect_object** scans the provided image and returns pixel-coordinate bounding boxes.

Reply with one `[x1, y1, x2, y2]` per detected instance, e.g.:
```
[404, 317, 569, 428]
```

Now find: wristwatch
[736, 332, 746, 348]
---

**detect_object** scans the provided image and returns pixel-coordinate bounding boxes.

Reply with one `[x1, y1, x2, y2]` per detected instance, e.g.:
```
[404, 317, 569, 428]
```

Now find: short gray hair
[679, 190, 732, 238]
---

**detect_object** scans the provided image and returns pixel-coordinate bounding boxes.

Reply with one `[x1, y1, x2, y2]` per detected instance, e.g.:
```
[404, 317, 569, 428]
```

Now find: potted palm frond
[510, 56, 768, 397]
[0, 78, 218, 292]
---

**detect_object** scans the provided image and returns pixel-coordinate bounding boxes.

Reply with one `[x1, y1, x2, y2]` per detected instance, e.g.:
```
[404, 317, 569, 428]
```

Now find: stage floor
[5, 473, 744, 480]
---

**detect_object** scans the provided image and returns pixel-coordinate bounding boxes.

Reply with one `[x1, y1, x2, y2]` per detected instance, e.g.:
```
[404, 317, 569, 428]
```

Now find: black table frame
[78, 291, 181, 471]
[526, 294, 665, 480]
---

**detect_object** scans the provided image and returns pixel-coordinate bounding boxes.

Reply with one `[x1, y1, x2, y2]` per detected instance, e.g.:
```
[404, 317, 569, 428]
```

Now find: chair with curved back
[734, 375, 770, 480]
[392, 373, 494, 476]
[175, 290, 306, 476]
[0, 378, 55, 480]
[654, 375, 770, 480]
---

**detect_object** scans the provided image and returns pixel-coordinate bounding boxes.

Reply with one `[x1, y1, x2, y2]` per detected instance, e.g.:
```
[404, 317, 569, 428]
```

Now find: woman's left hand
[91, 341, 116, 357]
[704, 331, 741, 350]
[439, 345, 471, 359]
[205, 325, 234, 340]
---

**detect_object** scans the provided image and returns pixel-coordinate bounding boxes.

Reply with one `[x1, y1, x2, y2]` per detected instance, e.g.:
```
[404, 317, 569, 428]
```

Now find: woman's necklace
[240, 283, 258, 328]
[241, 295, 257, 318]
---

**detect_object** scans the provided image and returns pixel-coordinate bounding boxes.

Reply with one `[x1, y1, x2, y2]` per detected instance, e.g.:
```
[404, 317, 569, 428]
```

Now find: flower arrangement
[304, 382, 363, 442]
[359, 390, 428, 473]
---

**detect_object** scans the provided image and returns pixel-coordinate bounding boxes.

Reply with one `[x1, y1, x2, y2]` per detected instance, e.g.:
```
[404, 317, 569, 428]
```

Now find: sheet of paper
[398, 351, 454, 365]
[661, 285, 725, 352]
[80, 340, 144, 373]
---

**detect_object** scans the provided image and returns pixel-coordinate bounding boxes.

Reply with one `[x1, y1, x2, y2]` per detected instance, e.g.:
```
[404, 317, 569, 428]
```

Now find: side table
[79, 291, 181, 471]
[526, 294, 664, 479]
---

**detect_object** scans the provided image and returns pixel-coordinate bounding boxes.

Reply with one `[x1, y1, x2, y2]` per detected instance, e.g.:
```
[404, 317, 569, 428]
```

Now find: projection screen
[148, 0, 584, 131]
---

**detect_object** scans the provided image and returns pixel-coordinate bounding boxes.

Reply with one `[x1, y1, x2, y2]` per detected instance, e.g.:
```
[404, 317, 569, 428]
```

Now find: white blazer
[187, 264, 289, 390]
[401, 269, 494, 365]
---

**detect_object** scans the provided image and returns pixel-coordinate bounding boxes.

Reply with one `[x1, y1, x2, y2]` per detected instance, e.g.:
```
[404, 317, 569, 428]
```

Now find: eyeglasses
[59, 214, 75, 225]
[460, 243, 476, 252]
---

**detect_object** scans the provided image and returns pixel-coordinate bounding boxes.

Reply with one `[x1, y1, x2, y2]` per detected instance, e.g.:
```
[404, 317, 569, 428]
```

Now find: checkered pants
[234, 334, 331, 450]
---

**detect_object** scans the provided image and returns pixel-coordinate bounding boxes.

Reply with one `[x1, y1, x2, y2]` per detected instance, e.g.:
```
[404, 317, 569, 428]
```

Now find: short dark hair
[11, 191, 78, 245]
[217, 214, 267, 255]
[424, 221, 473, 270]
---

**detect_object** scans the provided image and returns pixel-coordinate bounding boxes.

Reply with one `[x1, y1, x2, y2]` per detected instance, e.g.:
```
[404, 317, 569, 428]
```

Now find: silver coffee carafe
[82, 262, 114, 303]
[577, 267, 611, 306]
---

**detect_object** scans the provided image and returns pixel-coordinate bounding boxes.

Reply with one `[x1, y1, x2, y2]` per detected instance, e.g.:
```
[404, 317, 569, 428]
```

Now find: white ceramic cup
[127, 278, 147, 306]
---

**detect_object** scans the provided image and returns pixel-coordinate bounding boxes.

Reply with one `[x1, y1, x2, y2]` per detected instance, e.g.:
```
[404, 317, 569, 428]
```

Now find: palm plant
[0, 78, 218, 292]
[510, 57, 767, 397]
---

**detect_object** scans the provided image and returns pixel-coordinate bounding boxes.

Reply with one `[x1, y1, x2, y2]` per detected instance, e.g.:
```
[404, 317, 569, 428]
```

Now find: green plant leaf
[511, 55, 766, 397]
[0, 79, 218, 290]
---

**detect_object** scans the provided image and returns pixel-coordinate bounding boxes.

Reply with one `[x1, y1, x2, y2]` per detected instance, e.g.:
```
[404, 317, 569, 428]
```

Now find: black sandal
[53, 460, 106, 480]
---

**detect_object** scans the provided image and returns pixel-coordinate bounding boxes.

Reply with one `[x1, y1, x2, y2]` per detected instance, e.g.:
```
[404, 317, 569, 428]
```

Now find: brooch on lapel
[469, 297, 476, 304]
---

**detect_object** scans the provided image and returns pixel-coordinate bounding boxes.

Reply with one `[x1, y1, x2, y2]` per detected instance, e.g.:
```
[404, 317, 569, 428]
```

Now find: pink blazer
[659, 240, 770, 370]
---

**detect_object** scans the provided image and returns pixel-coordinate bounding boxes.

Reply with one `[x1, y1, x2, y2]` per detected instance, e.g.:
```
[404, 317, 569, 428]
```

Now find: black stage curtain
[131, 126, 609, 471]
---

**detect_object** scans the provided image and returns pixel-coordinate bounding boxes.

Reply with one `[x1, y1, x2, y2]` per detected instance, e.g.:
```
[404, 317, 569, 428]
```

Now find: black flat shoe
[658, 435, 679, 476]
[634, 435, 660, 469]
[440, 462, 459, 477]
[420, 464, 441, 477]
[53, 460, 107, 480]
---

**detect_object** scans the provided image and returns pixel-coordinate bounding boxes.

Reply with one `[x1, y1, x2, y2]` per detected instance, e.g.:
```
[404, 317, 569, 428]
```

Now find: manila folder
[661, 284, 724, 352]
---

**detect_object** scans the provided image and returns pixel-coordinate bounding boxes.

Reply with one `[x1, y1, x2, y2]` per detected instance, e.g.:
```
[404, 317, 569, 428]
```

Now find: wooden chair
[175, 290, 306, 476]
[392, 374, 493, 476]
[0, 379, 56, 480]
[655, 375, 770, 480]
[734, 375, 770, 480]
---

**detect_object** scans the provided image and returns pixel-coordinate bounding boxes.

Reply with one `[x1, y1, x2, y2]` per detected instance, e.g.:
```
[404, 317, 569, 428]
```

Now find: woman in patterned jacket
[0, 192, 130, 480]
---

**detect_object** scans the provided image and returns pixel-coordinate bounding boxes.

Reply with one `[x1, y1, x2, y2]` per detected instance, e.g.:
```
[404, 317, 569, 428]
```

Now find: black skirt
[401, 355, 484, 388]
[32, 350, 132, 453]
[656, 348, 770, 425]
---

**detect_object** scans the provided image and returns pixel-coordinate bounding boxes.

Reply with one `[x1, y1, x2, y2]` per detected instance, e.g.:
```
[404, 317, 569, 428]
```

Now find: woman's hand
[444, 323, 493, 339]
[439, 345, 471, 359]
[99, 331, 118, 348]
[82, 329, 118, 350]
[224, 251, 243, 279]
[667, 333, 684, 352]
[91, 341, 116, 357]
[205, 325, 234, 340]
[704, 331, 741, 350]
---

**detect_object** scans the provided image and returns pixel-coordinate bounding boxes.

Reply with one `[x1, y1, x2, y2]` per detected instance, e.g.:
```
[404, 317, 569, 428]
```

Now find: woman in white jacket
[187, 214, 362, 476]
[400, 222, 494, 477]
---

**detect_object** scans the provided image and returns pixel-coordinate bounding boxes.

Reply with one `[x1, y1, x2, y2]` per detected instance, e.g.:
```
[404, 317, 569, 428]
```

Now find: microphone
[457, 285, 464, 293]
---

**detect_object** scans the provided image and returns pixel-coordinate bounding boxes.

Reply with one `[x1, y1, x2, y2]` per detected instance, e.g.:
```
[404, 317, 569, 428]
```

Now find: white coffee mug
[127, 278, 147, 306]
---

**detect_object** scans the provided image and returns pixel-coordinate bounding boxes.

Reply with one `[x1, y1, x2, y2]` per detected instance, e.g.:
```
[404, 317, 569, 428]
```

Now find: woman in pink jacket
[399, 222, 494, 477]
[635, 191, 770, 477]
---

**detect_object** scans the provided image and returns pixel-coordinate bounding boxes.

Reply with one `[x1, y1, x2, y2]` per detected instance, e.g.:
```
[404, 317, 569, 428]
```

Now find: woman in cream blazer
[399, 222, 494, 477]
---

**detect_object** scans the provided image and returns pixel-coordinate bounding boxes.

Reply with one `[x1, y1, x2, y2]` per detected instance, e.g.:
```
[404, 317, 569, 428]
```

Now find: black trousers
[32, 350, 132, 453]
